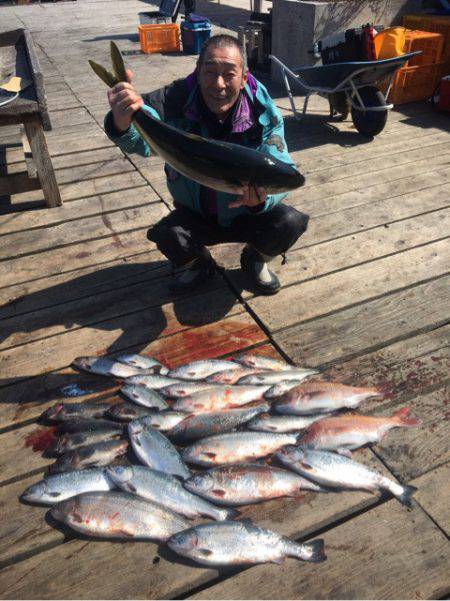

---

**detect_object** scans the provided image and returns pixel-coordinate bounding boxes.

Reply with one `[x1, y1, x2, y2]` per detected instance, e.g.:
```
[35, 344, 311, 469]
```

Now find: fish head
[50, 498, 79, 523]
[168, 528, 199, 554]
[276, 444, 304, 462]
[41, 403, 64, 421]
[21, 481, 48, 503]
[184, 473, 215, 495]
[106, 465, 133, 486]
[72, 356, 97, 371]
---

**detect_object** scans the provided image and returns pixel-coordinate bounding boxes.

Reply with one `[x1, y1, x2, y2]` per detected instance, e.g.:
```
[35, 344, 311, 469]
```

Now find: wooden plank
[224, 207, 450, 290]
[0, 249, 165, 317]
[0, 449, 395, 599]
[0, 422, 53, 485]
[0, 286, 243, 382]
[0, 187, 158, 235]
[0, 266, 227, 351]
[302, 130, 450, 174]
[0, 202, 165, 261]
[289, 165, 450, 217]
[372, 386, 450, 482]
[273, 277, 450, 368]
[303, 141, 450, 189]
[1, 171, 148, 210]
[248, 240, 449, 332]
[413, 463, 450, 537]
[191, 498, 450, 600]
[0, 226, 157, 288]
[3, 147, 124, 176]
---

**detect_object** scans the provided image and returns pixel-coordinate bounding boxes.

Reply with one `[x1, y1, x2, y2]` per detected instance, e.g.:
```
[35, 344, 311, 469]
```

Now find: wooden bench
[0, 28, 61, 208]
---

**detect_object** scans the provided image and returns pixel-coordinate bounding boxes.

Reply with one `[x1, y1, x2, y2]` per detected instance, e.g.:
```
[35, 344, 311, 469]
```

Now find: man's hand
[228, 185, 267, 209]
[107, 68, 143, 134]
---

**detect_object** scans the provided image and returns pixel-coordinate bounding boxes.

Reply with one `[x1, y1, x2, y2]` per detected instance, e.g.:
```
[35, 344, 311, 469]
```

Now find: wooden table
[0, 28, 61, 207]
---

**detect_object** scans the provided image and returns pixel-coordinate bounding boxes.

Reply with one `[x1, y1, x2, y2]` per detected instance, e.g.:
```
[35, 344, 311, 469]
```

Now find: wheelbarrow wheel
[351, 86, 388, 137]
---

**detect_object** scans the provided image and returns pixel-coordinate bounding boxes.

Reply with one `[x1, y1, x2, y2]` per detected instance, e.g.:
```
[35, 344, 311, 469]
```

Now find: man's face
[198, 45, 248, 118]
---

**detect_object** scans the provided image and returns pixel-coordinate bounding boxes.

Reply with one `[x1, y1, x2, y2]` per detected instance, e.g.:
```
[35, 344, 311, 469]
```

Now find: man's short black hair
[197, 34, 248, 73]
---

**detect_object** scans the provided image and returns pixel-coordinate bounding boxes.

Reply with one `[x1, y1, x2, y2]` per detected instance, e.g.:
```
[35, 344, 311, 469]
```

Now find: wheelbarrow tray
[278, 52, 421, 94]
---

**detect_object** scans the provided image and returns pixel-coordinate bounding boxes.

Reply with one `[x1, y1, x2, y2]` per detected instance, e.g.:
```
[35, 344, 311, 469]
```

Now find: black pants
[147, 203, 309, 267]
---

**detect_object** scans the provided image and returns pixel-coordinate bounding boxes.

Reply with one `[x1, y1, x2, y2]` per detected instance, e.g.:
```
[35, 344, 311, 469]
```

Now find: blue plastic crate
[181, 18, 211, 54]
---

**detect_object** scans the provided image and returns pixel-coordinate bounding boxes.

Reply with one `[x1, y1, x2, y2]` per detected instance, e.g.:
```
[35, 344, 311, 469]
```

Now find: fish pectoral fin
[336, 448, 352, 458]
[300, 460, 314, 470]
[271, 556, 285, 564]
[204, 452, 217, 459]
[198, 548, 213, 557]
[126, 483, 137, 493]
[49, 492, 62, 498]
[212, 489, 226, 498]
[113, 528, 134, 538]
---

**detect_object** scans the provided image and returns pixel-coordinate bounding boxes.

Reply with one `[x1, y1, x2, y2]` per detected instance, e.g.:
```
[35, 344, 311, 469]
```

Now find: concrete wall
[271, 0, 424, 82]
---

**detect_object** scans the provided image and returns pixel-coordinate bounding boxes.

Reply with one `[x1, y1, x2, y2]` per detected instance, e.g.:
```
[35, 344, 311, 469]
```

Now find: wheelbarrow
[270, 52, 421, 137]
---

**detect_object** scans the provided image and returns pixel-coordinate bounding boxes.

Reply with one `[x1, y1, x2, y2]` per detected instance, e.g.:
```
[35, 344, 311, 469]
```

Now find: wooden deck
[0, 0, 449, 598]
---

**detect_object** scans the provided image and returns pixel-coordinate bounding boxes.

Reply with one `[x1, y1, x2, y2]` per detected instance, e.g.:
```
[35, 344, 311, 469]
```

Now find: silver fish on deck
[115, 354, 169, 375]
[72, 356, 145, 378]
[172, 385, 268, 413]
[184, 463, 326, 506]
[107, 465, 236, 521]
[233, 353, 296, 371]
[274, 381, 382, 415]
[238, 369, 318, 386]
[53, 427, 122, 454]
[90, 43, 305, 195]
[41, 402, 111, 422]
[160, 381, 219, 398]
[120, 383, 168, 410]
[21, 469, 114, 505]
[276, 447, 417, 506]
[51, 491, 190, 540]
[47, 439, 128, 474]
[125, 374, 182, 389]
[168, 359, 242, 381]
[264, 380, 306, 399]
[298, 407, 421, 452]
[247, 412, 324, 433]
[169, 403, 270, 443]
[182, 431, 298, 467]
[56, 418, 123, 435]
[128, 417, 190, 479]
[144, 411, 189, 432]
[168, 521, 326, 566]
[205, 367, 262, 385]
[107, 401, 153, 422]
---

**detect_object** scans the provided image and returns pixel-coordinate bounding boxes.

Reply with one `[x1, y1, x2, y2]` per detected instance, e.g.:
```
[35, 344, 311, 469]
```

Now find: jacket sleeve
[104, 104, 159, 157]
[251, 86, 298, 214]
[104, 78, 188, 157]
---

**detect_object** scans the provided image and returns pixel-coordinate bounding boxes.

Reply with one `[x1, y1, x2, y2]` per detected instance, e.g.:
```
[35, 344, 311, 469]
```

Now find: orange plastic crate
[139, 23, 180, 54]
[388, 61, 446, 104]
[404, 29, 444, 66]
[403, 15, 450, 61]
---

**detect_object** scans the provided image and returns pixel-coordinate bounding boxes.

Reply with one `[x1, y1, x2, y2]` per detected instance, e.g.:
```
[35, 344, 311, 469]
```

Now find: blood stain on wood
[24, 427, 57, 452]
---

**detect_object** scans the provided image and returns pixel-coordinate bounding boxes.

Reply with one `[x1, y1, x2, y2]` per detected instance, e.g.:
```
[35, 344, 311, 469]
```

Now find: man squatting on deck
[105, 34, 309, 295]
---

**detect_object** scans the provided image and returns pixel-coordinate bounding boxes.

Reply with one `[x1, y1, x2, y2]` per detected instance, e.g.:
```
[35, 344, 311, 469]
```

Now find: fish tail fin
[223, 507, 240, 520]
[393, 406, 421, 428]
[397, 484, 417, 507]
[88, 60, 119, 88]
[110, 41, 128, 82]
[290, 538, 326, 563]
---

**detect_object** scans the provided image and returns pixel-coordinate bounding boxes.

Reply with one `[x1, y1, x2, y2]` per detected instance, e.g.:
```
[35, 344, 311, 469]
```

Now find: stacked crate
[387, 22, 449, 104]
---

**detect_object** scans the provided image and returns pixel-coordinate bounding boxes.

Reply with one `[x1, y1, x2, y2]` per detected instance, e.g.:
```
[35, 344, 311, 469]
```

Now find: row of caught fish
[35, 403, 419, 507]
